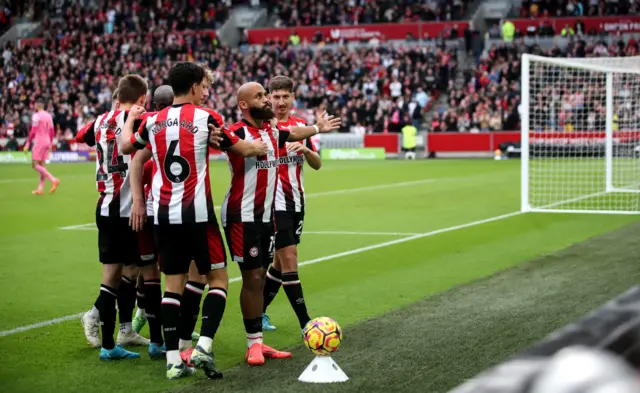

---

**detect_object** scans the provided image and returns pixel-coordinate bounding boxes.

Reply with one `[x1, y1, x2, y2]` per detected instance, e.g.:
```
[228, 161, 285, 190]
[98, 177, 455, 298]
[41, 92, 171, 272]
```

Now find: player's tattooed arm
[286, 111, 341, 141]
[129, 147, 152, 232]
[121, 105, 147, 154]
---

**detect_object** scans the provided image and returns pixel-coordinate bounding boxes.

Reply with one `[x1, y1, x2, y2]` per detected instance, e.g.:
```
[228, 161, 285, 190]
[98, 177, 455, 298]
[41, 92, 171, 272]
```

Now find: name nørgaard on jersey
[151, 119, 199, 135]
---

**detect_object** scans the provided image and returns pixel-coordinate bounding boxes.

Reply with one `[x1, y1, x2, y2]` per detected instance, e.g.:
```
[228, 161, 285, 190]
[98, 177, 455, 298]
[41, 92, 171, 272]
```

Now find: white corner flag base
[298, 355, 349, 383]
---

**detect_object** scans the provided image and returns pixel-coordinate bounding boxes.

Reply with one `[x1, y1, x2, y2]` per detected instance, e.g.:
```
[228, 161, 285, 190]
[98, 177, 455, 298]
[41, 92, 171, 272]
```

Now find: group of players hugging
[75, 62, 341, 380]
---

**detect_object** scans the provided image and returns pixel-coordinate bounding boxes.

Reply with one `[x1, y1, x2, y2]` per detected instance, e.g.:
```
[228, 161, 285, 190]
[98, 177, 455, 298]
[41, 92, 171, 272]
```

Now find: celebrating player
[261, 76, 321, 333]
[128, 85, 207, 358]
[131, 84, 175, 336]
[121, 62, 269, 380]
[80, 87, 151, 352]
[24, 99, 59, 195]
[75, 75, 155, 361]
[221, 82, 340, 366]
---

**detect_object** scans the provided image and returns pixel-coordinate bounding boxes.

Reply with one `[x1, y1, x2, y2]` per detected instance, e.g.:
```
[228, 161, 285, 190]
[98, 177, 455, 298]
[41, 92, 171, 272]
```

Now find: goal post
[521, 54, 640, 215]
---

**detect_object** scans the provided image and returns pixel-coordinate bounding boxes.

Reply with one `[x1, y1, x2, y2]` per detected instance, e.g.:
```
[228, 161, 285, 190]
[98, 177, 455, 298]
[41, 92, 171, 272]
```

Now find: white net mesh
[523, 54, 640, 214]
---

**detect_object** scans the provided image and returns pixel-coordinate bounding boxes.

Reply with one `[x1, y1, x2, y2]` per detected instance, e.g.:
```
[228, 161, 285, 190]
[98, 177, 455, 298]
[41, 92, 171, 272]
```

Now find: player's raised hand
[286, 142, 306, 154]
[129, 105, 146, 120]
[315, 111, 341, 133]
[253, 139, 269, 156]
[129, 199, 146, 232]
[207, 124, 224, 150]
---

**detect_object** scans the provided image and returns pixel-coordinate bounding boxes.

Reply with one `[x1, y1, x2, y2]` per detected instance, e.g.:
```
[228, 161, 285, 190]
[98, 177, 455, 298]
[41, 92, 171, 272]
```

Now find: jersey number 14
[97, 139, 128, 181]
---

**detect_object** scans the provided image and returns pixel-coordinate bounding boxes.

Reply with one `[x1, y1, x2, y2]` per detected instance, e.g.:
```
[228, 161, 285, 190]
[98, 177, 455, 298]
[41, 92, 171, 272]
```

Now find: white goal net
[521, 54, 640, 214]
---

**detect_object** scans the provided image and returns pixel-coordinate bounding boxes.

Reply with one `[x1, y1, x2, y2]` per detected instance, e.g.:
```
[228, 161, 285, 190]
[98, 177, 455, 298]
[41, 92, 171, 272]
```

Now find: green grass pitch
[0, 159, 638, 393]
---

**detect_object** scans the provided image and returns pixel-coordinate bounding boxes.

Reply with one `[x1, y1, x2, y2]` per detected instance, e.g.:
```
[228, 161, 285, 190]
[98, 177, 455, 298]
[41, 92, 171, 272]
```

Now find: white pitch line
[303, 231, 420, 236]
[1, 211, 522, 338]
[0, 313, 85, 337]
[59, 178, 440, 230]
[59, 223, 96, 230]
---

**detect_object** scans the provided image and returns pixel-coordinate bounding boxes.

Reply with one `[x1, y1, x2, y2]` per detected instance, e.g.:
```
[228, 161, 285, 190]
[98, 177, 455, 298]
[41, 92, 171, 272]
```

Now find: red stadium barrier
[426, 132, 519, 153]
[426, 131, 640, 153]
[246, 21, 468, 45]
[510, 15, 640, 34]
[364, 134, 400, 154]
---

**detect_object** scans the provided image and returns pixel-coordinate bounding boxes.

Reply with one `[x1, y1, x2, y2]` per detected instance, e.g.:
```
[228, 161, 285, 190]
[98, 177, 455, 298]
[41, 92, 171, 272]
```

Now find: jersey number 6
[164, 140, 191, 183]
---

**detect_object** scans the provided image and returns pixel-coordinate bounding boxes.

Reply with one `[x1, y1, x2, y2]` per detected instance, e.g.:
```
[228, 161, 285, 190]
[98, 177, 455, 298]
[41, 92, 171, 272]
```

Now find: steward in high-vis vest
[401, 123, 418, 160]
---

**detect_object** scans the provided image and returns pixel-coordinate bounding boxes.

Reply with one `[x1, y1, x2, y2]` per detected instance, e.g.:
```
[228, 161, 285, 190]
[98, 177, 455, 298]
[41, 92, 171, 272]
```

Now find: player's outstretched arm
[121, 105, 147, 155]
[129, 147, 152, 232]
[286, 111, 341, 142]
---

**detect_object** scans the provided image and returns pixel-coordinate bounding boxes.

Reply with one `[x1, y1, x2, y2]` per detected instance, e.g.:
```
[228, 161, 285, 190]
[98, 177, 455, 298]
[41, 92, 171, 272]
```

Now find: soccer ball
[303, 316, 343, 356]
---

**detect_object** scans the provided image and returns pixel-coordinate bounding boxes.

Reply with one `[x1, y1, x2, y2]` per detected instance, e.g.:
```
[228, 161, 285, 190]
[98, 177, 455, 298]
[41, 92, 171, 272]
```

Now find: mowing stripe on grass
[0, 174, 92, 184]
[305, 178, 438, 198]
[59, 178, 443, 230]
[0, 211, 521, 338]
[59, 226, 420, 236]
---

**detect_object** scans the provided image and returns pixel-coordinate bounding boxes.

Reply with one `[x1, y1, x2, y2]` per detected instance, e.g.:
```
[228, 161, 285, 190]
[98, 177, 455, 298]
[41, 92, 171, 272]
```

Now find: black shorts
[275, 211, 304, 250]
[224, 222, 274, 270]
[97, 214, 144, 266]
[154, 221, 227, 276]
[136, 217, 156, 264]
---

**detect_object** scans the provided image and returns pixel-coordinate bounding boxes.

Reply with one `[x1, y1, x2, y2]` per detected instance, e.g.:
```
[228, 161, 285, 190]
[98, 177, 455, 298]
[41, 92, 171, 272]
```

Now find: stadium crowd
[0, 0, 49, 35]
[43, 0, 230, 39]
[270, 0, 472, 27]
[0, 26, 455, 142]
[518, 0, 638, 18]
[432, 34, 640, 132]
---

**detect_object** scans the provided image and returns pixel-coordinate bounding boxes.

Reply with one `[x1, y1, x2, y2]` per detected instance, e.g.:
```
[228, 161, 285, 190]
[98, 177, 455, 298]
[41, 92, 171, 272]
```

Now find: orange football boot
[246, 343, 265, 366]
[262, 344, 292, 359]
[50, 179, 60, 194]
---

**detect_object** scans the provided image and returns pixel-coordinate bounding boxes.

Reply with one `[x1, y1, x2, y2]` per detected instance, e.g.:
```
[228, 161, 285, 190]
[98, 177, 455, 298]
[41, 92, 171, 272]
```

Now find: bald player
[122, 62, 271, 380]
[152, 85, 174, 111]
[220, 82, 340, 365]
[131, 84, 176, 334]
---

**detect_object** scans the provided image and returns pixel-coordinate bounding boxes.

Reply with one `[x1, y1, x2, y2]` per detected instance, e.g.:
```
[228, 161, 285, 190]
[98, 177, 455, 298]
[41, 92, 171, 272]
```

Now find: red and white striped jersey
[275, 116, 316, 213]
[142, 159, 156, 217]
[131, 103, 239, 225]
[76, 110, 141, 218]
[221, 119, 290, 225]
